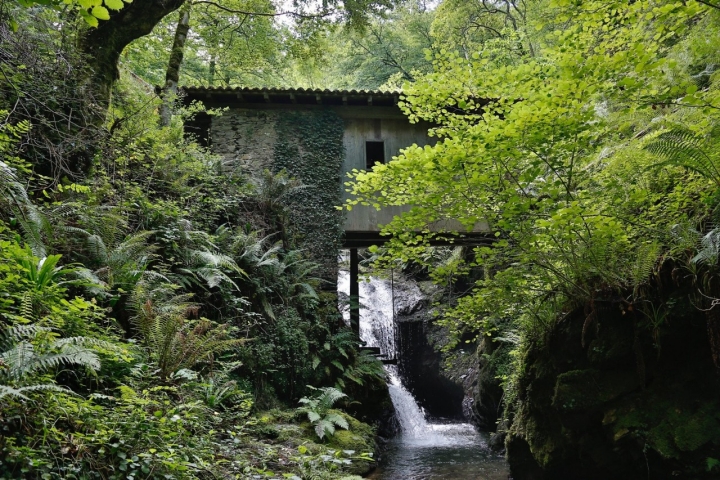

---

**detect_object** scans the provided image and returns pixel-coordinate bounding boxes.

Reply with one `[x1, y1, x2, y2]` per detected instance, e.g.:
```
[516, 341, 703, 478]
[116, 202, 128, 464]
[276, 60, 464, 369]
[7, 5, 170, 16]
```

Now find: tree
[431, 0, 533, 58]
[345, 0, 714, 341]
[159, 3, 191, 126]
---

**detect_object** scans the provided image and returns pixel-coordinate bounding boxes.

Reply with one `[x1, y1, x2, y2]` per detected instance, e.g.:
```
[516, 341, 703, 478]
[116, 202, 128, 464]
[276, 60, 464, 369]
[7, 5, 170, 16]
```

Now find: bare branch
[695, 0, 720, 11]
[193, 1, 335, 19]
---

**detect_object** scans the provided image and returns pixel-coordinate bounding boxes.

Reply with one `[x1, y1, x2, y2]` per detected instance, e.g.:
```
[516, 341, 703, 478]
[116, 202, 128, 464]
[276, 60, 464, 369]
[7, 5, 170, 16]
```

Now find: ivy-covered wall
[273, 110, 345, 282]
[210, 108, 345, 281]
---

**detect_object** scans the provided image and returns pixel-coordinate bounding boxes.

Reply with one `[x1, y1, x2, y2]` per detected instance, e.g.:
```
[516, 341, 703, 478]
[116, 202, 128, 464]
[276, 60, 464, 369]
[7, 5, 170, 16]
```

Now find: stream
[338, 268, 509, 479]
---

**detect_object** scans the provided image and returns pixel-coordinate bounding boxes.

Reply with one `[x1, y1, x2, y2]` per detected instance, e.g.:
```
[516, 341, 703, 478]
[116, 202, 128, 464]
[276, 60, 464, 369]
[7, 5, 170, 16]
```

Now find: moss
[326, 410, 375, 451]
[612, 391, 720, 459]
[674, 414, 718, 452]
[586, 325, 634, 366]
[325, 411, 377, 476]
[552, 370, 599, 411]
[330, 430, 372, 451]
[552, 369, 641, 411]
[275, 424, 308, 443]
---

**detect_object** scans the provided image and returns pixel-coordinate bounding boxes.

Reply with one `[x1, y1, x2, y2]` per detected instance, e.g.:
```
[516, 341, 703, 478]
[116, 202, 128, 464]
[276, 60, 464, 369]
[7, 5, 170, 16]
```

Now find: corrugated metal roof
[181, 86, 402, 107]
[182, 86, 400, 95]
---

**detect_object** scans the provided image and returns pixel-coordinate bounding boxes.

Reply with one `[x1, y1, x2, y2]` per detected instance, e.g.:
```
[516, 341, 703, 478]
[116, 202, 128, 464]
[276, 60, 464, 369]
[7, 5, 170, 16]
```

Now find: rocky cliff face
[393, 278, 509, 435]
[506, 269, 720, 479]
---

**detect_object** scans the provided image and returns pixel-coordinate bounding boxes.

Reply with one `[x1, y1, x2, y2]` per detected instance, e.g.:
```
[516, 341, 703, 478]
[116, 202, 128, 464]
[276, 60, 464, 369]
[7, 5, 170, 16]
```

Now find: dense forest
[2, 0, 720, 479]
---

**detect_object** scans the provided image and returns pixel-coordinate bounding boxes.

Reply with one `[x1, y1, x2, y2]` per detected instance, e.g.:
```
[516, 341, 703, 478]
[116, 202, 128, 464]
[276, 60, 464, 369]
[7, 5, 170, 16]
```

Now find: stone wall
[211, 109, 279, 175]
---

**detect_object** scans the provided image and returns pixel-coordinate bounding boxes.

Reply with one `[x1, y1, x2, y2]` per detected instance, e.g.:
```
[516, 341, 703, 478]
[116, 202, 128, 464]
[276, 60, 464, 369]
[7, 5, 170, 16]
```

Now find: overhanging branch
[193, 1, 335, 19]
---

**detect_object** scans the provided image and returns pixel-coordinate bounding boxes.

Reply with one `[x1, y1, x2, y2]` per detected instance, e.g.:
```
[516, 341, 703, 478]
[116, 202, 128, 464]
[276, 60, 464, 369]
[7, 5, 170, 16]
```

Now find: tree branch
[193, 1, 335, 19]
[695, 0, 720, 11]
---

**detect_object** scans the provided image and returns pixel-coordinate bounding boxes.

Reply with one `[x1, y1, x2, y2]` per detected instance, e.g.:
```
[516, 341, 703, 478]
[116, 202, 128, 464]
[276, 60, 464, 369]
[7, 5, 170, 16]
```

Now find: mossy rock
[612, 391, 720, 459]
[587, 326, 634, 366]
[275, 423, 308, 443]
[674, 413, 719, 452]
[552, 369, 641, 411]
[325, 411, 376, 476]
[328, 430, 372, 451]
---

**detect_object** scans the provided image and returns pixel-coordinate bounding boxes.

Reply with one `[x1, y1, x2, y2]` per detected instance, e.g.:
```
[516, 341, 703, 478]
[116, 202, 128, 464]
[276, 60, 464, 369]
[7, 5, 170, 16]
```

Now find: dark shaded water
[367, 424, 509, 480]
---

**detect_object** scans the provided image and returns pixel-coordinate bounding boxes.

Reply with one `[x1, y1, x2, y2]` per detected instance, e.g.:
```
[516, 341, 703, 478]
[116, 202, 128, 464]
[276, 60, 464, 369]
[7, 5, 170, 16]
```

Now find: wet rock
[506, 277, 720, 479]
[397, 319, 466, 420]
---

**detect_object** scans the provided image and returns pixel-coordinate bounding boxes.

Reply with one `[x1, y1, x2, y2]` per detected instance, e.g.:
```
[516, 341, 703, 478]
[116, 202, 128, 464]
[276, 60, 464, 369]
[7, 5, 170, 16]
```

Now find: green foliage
[130, 287, 244, 379]
[273, 110, 346, 281]
[9, 0, 131, 28]
[297, 386, 350, 440]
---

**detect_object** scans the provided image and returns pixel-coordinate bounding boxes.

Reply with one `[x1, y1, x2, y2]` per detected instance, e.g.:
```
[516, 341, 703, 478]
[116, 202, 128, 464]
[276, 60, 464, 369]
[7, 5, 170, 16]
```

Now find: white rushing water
[337, 268, 477, 445]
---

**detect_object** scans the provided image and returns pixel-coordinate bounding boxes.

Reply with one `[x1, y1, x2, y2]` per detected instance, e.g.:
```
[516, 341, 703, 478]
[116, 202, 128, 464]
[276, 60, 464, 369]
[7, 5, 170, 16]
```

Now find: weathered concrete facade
[183, 87, 435, 247]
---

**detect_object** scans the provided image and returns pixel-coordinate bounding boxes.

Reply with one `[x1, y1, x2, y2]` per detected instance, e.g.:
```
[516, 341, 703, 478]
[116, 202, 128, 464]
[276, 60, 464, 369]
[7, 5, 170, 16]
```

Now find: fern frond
[6, 383, 72, 399]
[315, 420, 334, 439]
[692, 228, 720, 266]
[630, 242, 661, 291]
[645, 129, 720, 186]
[1, 324, 50, 344]
[0, 384, 29, 401]
[325, 413, 349, 430]
[320, 387, 347, 406]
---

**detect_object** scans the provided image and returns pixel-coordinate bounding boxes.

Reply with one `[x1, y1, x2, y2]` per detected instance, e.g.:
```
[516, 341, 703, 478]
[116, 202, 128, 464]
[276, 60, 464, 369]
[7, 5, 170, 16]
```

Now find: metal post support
[391, 265, 396, 361]
[349, 248, 360, 337]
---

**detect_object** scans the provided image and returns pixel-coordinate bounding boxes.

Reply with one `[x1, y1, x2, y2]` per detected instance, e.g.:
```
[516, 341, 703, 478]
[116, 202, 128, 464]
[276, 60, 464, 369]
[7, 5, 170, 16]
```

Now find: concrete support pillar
[349, 248, 360, 337]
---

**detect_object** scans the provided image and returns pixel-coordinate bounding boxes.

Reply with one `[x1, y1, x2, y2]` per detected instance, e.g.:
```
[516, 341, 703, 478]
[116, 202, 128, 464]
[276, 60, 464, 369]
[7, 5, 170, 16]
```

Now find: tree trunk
[80, 0, 187, 114]
[160, 4, 192, 127]
[209, 55, 216, 86]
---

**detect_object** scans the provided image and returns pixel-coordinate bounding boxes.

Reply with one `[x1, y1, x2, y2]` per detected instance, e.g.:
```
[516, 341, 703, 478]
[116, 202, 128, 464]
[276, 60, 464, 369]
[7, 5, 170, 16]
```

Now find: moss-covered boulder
[506, 280, 720, 480]
[325, 411, 377, 475]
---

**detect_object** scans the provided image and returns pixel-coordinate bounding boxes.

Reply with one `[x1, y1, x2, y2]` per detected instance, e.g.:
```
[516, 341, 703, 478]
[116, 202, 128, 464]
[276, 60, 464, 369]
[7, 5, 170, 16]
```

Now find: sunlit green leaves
[11, 0, 132, 27]
[345, 0, 720, 360]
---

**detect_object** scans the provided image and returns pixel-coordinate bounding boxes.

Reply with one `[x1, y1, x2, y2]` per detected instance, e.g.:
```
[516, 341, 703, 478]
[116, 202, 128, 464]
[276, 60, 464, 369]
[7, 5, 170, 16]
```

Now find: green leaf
[91, 5, 110, 20]
[103, 0, 124, 10]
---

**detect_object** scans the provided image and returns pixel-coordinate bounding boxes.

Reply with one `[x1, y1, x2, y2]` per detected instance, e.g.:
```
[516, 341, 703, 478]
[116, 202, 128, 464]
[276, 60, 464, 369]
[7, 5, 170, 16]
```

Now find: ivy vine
[273, 110, 345, 282]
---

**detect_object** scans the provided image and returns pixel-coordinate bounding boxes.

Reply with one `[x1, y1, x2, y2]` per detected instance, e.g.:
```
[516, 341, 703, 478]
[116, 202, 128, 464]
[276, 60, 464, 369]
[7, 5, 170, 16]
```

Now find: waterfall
[338, 269, 432, 437]
[338, 263, 509, 479]
[386, 365, 431, 437]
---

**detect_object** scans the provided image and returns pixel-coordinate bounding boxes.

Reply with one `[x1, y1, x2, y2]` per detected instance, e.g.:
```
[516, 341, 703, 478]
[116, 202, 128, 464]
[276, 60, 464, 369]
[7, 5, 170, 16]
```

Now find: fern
[0, 160, 51, 257]
[297, 386, 349, 440]
[692, 228, 720, 267]
[629, 241, 661, 294]
[130, 289, 245, 379]
[0, 383, 70, 401]
[0, 338, 105, 380]
[0, 324, 107, 402]
[181, 248, 244, 289]
[645, 128, 720, 187]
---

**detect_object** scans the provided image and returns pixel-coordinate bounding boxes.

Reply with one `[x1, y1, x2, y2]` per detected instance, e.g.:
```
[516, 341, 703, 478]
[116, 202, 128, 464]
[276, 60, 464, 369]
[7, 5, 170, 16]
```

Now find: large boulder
[507, 280, 720, 479]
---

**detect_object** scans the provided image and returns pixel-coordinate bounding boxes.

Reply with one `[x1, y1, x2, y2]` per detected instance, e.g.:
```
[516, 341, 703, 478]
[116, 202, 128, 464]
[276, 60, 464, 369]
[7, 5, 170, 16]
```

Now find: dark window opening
[366, 141, 385, 169]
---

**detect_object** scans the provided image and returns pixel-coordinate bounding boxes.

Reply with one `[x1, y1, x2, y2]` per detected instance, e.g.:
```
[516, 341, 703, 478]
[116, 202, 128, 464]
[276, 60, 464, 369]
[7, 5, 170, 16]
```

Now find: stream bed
[367, 424, 509, 480]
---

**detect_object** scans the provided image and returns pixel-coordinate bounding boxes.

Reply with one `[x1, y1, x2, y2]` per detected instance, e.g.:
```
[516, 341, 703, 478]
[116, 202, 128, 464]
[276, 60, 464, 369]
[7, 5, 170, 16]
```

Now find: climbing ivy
[273, 110, 346, 282]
